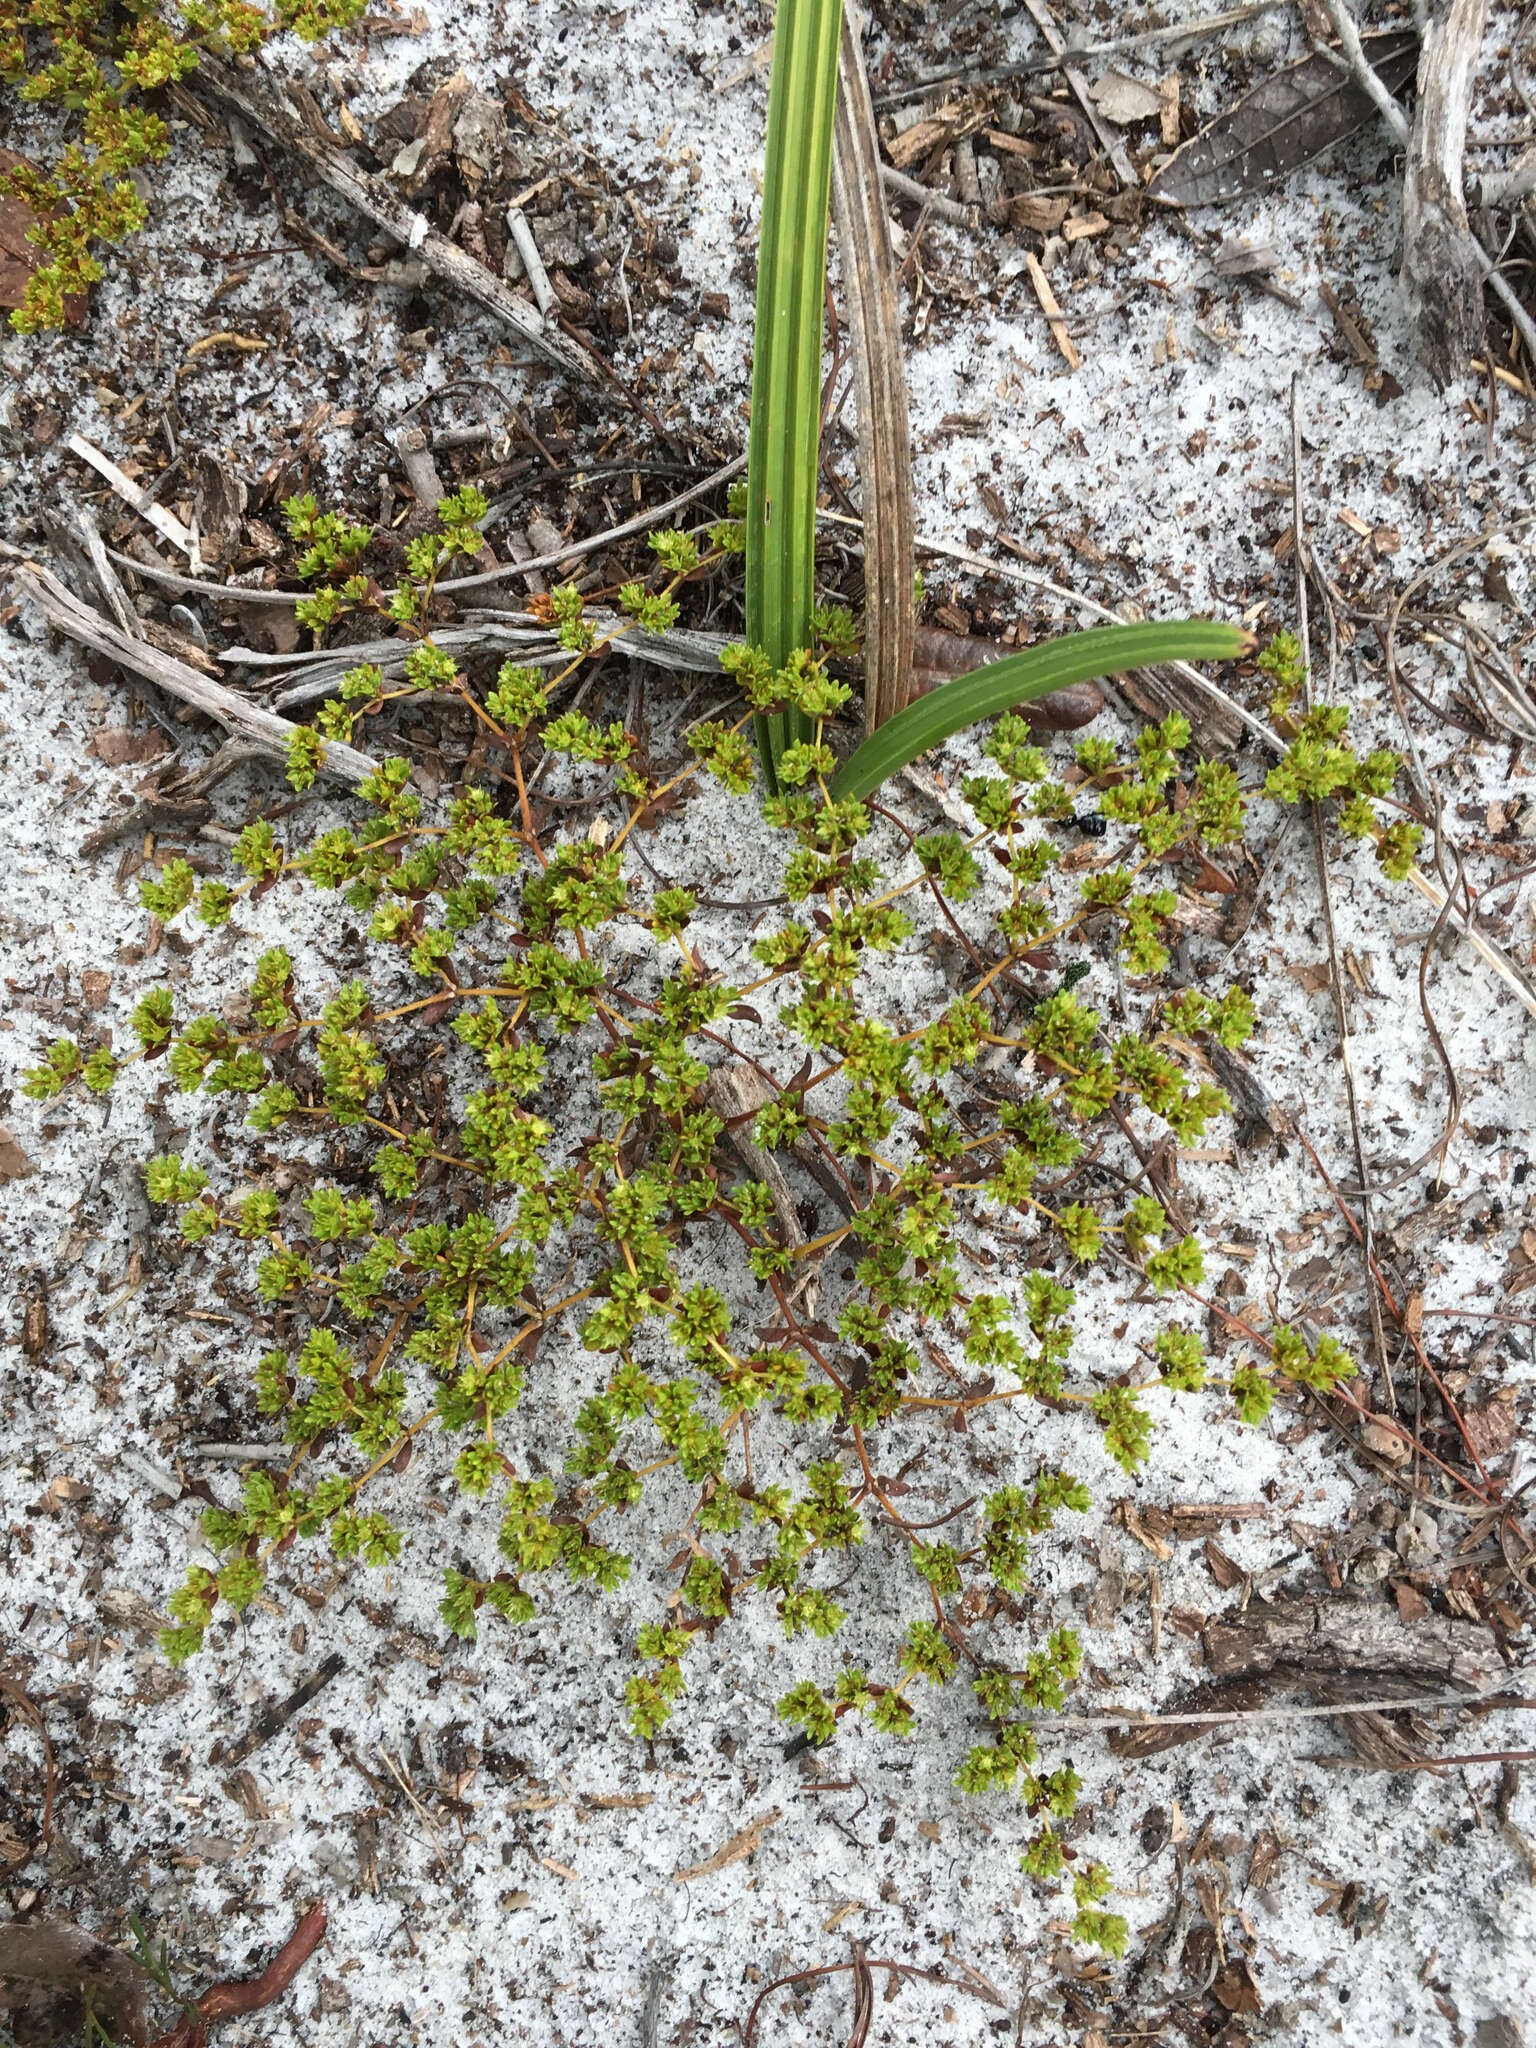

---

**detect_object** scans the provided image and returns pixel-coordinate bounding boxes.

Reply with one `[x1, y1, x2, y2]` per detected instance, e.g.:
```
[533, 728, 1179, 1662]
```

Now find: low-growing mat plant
[24, 508, 1423, 1954]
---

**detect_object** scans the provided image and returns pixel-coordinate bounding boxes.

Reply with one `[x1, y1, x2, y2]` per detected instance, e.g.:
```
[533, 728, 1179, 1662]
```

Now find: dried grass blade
[830, 11, 913, 736]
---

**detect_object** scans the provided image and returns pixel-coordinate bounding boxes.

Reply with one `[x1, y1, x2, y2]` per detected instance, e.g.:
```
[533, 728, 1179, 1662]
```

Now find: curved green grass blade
[746, 0, 845, 793]
[829, 621, 1254, 803]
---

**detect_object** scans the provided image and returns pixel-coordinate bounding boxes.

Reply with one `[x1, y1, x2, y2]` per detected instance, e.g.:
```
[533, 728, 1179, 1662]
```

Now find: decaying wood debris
[8, 554, 380, 786]
[1108, 1597, 1502, 1767]
[1400, 0, 1490, 385]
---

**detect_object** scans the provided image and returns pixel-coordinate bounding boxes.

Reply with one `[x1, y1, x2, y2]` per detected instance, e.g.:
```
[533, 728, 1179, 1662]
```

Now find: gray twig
[4, 551, 379, 786]
[106, 456, 748, 608]
[1289, 374, 1394, 1411]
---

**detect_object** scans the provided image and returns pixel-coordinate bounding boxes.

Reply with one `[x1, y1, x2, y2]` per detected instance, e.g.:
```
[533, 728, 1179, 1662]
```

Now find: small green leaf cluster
[1255, 640, 1416, 878]
[1, 0, 365, 332]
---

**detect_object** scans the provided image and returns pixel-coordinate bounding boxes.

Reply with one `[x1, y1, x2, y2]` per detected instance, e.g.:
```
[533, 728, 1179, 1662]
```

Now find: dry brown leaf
[0, 1920, 150, 2048]
[1395, 1581, 1430, 1623]
[1248, 1824, 1283, 1890]
[673, 1807, 781, 1882]
[0, 1123, 36, 1183]
[90, 727, 173, 767]
[1089, 70, 1165, 126]
[0, 149, 88, 327]
[1287, 960, 1332, 995]
[1212, 1955, 1263, 2014]
[1461, 1397, 1519, 1462]
[1361, 1419, 1412, 1464]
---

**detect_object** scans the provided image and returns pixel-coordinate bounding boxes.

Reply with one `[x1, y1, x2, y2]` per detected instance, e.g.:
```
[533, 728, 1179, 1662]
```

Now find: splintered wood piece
[1114, 655, 1246, 754]
[1400, 0, 1489, 386]
[7, 555, 379, 785]
[67, 432, 202, 571]
[1023, 254, 1081, 370]
[1108, 1680, 1266, 1757]
[1202, 1599, 1496, 1693]
[1159, 72, 1181, 148]
[703, 1067, 805, 1258]
[673, 1806, 782, 1881]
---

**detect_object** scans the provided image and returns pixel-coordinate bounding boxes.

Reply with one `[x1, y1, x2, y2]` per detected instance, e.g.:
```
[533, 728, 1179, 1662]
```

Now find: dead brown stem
[149, 1902, 326, 2048]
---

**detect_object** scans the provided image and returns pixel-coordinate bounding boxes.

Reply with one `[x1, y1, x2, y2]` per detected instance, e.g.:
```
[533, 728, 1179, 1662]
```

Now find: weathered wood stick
[8, 555, 379, 786]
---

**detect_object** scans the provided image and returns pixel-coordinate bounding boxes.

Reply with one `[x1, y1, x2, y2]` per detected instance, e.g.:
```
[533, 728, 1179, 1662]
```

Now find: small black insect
[1072, 812, 1108, 837]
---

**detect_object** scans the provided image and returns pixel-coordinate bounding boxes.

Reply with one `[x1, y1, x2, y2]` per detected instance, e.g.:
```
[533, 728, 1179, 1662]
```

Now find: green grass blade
[747, 0, 845, 793]
[828, 621, 1254, 803]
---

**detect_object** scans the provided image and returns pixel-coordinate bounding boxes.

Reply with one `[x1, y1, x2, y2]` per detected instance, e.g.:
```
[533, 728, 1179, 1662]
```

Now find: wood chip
[67, 431, 202, 571]
[1159, 73, 1181, 149]
[886, 115, 957, 170]
[1461, 1397, 1519, 1462]
[823, 1899, 864, 1931]
[1004, 193, 1070, 233]
[1204, 1538, 1246, 1589]
[983, 129, 1041, 159]
[1023, 253, 1080, 370]
[1062, 211, 1111, 242]
[1122, 1503, 1173, 1561]
[1248, 1824, 1283, 1889]
[673, 1807, 781, 1882]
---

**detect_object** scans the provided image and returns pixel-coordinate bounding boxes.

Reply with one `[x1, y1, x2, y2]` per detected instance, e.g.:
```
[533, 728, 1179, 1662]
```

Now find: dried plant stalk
[830, 10, 914, 735]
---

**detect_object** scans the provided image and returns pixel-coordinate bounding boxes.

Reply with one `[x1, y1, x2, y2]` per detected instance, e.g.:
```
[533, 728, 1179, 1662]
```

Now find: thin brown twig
[1289, 374, 1394, 1410]
[105, 457, 748, 608]
[743, 1954, 1005, 2045]
[1017, 1688, 1536, 1730]
[1291, 1124, 1498, 1492]
[1315, 1747, 1536, 1773]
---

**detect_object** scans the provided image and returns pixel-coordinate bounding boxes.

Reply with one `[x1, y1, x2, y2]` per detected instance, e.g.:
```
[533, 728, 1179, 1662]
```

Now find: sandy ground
[2, 2, 1535, 2043]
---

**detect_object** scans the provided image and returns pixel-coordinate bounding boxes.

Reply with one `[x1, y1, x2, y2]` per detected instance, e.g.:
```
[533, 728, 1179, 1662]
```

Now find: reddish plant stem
[743, 1955, 986, 2045]
[150, 1903, 327, 2048]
